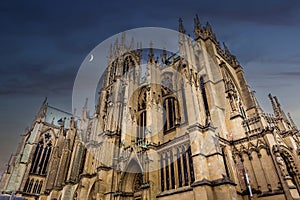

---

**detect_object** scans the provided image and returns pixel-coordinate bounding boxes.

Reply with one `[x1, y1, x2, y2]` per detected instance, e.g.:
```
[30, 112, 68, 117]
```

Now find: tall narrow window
[187, 147, 195, 183]
[41, 143, 52, 175]
[177, 148, 183, 187]
[160, 154, 165, 192]
[170, 151, 176, 189]
[137, 111, 146, 140]
[30, 141, 43, 173]
[163, 98, 176, 132]
[165, 152, 170, 190]
[182, 146, 189, 186]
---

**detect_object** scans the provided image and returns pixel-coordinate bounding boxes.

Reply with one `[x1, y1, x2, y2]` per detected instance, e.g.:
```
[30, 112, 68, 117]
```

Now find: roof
[45, 105, 72, 128]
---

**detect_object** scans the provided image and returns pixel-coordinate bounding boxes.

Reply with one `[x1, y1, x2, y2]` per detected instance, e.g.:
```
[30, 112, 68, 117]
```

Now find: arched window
[163, 97, 176, 132]
[30, 134, 52, 175]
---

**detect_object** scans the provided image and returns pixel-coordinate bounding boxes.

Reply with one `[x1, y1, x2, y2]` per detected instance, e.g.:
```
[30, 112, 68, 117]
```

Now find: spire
[250, 91, 263, 113]
[42, 96, 47, 105]
[206, 21, 212, 32]
[36, 97, 48, 121]
[178, 18, 186, 34]
[274, 96, 289, 121]
[194, 14, 201, 38]
[203, 21, 218, 43]
[81, 98, 89, 119]
[148, 41, 154, 63]
[223, 42, 231, 55]
[121, 32, 126, 50]
[268, 94, 280, 117]
[273, 96, 283, 114]
[109, 44, 113, 60]
[113, 37, 119, 58]
[129, 37, 134, 50]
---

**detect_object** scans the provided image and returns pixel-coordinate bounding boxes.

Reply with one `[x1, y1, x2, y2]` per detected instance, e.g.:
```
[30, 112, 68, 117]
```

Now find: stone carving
[275, 152, 288, 177]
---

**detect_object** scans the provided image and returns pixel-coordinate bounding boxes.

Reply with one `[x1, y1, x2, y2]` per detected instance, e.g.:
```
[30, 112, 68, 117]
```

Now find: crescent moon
[89, 54, 94, 62]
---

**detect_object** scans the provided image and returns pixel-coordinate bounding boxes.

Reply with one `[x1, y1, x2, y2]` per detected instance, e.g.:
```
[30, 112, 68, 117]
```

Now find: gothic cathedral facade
[1, 17, 300, 200]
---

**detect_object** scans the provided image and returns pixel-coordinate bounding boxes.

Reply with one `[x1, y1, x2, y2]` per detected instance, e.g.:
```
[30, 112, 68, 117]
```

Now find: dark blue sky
[1, 0, 300, 172]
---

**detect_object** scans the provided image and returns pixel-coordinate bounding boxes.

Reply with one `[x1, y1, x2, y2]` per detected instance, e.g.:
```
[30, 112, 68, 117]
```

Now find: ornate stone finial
[60, 117, 66, 128]
[179, 18, 186, 34]
[223, 42, 231, 55]
[206, 21, 212, 32]
[203, 22, 218, 43]
[148, 41, 154, 63]
[42, 96, 48, 105]
[273, 96, 283, 113]
[268, 93, 280, 118]
[194, 14, 201, 38]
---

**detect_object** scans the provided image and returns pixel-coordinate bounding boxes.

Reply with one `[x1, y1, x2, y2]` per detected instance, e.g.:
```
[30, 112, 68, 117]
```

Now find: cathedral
[1, 16, 300, 200]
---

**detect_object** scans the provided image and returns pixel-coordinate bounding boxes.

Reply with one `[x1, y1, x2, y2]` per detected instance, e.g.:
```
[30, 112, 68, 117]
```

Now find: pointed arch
[122, 55, 136, 75]
[120, 159, 144, 193]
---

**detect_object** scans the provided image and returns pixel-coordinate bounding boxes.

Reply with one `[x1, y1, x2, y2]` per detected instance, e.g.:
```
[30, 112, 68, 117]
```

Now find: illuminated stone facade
[1, 17, 300, 200]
